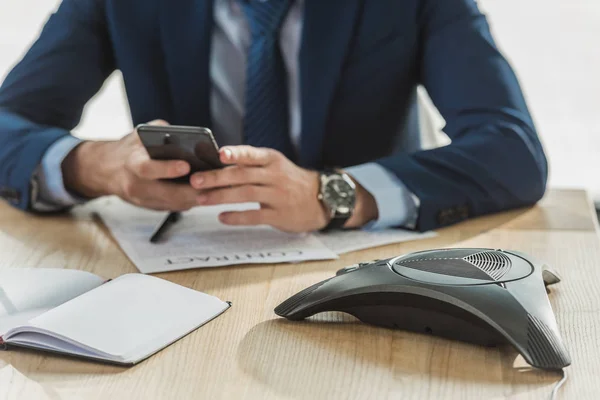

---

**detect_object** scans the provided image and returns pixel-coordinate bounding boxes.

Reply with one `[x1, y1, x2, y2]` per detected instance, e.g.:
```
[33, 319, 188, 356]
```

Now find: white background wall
[1, 0, 598, 198]
[0, 0, 131, 140]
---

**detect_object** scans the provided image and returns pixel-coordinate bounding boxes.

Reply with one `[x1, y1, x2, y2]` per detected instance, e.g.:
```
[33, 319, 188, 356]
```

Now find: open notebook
[0, 268, 230, 365]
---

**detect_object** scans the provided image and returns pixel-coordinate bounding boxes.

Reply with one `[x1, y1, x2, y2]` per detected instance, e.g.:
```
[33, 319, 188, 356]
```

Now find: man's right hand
[62, 120, 200, 211]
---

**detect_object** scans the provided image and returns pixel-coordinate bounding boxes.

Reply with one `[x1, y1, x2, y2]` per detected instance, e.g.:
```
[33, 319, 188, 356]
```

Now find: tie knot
[240, 0, 292, 37]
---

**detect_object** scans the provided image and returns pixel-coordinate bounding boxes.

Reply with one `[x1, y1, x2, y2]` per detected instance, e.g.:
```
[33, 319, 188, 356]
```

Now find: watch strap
[321, 215, 349, 232]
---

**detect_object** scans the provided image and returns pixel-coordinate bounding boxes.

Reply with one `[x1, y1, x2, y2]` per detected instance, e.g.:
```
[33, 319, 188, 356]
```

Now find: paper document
[315, 229, 437, 255]
[95, 198, 338, 273]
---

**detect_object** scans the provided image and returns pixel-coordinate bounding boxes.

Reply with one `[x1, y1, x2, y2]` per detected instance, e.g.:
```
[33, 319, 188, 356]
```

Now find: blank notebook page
[26, 274, 228, 362]
[0, 268, 104, 336]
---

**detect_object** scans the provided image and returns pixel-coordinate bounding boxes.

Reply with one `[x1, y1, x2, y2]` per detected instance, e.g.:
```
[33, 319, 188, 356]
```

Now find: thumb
[148, 119, 170, 126]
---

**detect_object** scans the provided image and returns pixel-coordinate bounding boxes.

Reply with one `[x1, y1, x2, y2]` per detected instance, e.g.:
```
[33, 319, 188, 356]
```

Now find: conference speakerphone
[275, 248, 571, 372]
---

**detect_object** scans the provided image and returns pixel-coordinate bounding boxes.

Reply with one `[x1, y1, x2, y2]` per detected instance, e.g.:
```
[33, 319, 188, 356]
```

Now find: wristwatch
[318, 169, 357, 231]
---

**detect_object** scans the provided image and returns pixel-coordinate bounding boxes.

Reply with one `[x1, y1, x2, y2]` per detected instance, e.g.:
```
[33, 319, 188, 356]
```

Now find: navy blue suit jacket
[0, 0, 547, 231]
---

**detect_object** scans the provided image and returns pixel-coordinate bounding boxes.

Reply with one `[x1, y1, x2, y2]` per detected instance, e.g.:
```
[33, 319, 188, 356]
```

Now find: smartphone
[137, 124, 224, 183]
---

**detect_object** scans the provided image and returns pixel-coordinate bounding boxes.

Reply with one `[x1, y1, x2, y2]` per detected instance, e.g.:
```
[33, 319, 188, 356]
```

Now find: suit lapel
[160, 0, 214, 127]
[299, 0, 362, 168]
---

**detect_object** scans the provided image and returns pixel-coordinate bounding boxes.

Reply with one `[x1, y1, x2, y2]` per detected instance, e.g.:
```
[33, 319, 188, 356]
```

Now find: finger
[218, 209, 276, 226]
[190, 166, 268, 189]
[196, 185, 277, 206]
[148, 119, 170, 126]
[125, 180, 199, 211]
[153, 181, 199, 210]
[127, 148, 190, 180]
[219, 145, 280, 166]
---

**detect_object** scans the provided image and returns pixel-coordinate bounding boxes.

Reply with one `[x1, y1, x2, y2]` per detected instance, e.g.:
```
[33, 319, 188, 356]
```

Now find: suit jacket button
[437, 205, 470, 226]
[437, 209, 453, 225]
[456, 205, 470, 221]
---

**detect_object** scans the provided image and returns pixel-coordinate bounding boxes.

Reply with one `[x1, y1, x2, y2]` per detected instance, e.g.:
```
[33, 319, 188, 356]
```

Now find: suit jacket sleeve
[0, 0, 114, 210]
[376, 0, 548, 231]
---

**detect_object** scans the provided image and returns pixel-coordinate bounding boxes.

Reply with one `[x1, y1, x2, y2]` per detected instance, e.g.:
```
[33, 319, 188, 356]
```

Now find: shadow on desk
[237, 315, 558, 399]
[0, 347, 127, 376]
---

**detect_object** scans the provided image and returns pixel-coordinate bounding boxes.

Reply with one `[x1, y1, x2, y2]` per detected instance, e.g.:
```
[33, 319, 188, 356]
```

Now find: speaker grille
[395, 249, 514, 282]
[402, 249, 480, 262]
[526, 314, 571, 369]
[399, 258, 494, 280]
[464, 251, 512, 280]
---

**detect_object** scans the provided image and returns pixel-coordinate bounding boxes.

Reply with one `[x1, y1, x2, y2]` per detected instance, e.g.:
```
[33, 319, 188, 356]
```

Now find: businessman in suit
[0, 0, 547, 232]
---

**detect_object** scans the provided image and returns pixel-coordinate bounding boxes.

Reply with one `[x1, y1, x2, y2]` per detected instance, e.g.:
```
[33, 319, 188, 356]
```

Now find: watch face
[323, 176, 356, 214]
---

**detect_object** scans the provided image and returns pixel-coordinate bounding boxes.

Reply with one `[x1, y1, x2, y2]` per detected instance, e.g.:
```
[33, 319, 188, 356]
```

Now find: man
[0, 0, 547, 233]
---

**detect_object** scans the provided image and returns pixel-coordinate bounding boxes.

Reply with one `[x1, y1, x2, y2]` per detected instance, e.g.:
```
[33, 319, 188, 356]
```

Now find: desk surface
[1, 189, 599, 400]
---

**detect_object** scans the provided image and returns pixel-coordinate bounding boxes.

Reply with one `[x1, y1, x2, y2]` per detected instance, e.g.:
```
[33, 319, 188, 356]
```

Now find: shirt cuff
[345, 162, 420, 230]
[31, 135, 86, 212]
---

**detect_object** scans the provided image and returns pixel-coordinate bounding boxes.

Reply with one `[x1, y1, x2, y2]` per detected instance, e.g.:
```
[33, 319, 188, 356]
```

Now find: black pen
[149, 211, 182, 243]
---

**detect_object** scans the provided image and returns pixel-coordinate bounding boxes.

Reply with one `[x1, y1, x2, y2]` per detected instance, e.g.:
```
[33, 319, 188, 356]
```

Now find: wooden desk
[1, 189, 599, 399]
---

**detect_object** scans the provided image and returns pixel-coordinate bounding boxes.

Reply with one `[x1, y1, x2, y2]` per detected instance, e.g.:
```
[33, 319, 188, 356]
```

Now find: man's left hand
[189, 146, 378, 233]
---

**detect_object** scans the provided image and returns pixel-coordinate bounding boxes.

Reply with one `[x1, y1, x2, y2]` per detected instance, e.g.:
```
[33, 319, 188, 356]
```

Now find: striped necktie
[240, 0, 295, 160]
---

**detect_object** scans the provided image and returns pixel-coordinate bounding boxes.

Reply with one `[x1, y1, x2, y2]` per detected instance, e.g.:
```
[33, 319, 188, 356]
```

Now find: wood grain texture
[0, 189, 598, 399]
